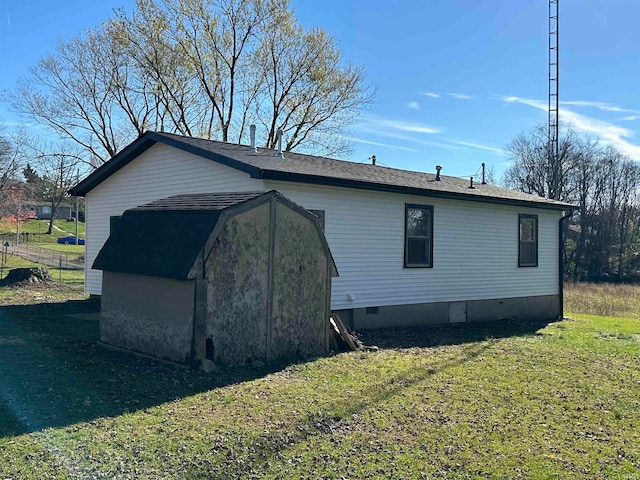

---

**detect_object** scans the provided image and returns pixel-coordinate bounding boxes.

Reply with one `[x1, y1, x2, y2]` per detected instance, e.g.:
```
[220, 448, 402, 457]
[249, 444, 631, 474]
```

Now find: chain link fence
[0, 235, 84, 283]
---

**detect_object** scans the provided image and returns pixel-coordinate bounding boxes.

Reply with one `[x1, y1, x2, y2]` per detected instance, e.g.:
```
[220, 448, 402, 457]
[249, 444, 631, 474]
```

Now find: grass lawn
[0, 255, 84, 286]
[1, 219, 85, 251]
[0, 284, 639, 478]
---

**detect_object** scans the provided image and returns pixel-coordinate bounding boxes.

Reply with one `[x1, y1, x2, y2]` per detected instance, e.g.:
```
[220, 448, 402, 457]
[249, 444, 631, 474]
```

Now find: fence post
[59, 257, 63, 283]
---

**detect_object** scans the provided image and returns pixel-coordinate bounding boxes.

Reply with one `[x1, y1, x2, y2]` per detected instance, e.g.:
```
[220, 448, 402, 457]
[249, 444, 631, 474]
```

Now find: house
[24, 201, 73, 220]
[71, 131, 576, 329]
[93, 190, 336, 366]
[25, 202, 72, 220]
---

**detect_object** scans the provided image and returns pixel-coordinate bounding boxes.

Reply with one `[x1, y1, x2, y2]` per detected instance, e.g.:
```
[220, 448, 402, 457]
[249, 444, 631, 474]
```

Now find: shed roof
[93, 190, 337, 280]
[72, 131, 576, 211]
[93, 192, 266, 280]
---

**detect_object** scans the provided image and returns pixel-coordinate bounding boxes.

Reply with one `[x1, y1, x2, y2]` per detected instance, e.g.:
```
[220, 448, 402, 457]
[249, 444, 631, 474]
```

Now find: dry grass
[565, 282, 640, 319]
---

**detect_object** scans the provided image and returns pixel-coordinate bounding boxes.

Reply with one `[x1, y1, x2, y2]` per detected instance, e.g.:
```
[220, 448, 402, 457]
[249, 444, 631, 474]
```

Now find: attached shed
[93, 190, 337, 367]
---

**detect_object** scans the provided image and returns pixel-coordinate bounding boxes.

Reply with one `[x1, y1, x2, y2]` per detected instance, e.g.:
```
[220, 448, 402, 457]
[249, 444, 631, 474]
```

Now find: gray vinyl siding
[85, 143, 263, 295]
[264, 181, 560, 311]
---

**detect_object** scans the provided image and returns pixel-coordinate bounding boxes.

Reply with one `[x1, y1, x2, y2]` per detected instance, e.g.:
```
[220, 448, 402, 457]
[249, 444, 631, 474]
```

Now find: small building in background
[25, 202, 73, 220]
[92, 190, 337, 368]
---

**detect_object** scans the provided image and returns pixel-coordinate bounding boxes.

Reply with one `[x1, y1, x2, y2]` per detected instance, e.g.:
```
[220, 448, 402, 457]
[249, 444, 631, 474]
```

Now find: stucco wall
[203, 199, 331, 365]
[271, 200, 329, 360]
[205, 204, 271, 365]
[100, 272, 195, 363]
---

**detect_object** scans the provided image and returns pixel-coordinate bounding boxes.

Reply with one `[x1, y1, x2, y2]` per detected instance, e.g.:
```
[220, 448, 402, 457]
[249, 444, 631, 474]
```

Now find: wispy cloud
[448, 93, 472, 100]
[419, 91, 440, 98]
[356, 117, 460, 151]
[6, 9, 10, 27]
[618, 115, 639, 121]
[502, 96, 546, 109]
[449, 140, 504, 155]
[502, 96, 640, 159]
[0, 120, 35, 128]
[407, 101, 421, 111]
[361, 117, 440, 135]
[355, 115, 508, 155]
[348, 136, 418, 153]
[560, 100, 638, 114]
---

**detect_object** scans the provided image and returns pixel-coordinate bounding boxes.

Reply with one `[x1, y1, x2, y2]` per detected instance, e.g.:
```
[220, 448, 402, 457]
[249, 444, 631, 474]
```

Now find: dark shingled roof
[130, 191, 267, 211]
[93, 192, 266, 280]
[72, 131, 576, 211]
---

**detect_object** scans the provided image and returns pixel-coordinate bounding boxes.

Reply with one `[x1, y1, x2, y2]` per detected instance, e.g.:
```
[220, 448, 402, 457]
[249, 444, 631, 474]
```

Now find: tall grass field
[565, 282, 640, 319]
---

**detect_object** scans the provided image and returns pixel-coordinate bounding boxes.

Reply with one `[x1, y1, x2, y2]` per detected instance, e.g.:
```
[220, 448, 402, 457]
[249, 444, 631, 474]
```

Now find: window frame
[404, 204, 434, 268]
[518, 214, 538, 267]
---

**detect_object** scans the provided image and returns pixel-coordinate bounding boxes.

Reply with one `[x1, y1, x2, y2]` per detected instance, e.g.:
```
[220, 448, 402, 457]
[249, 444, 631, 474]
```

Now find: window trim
[518, 214, 538, 267]
[404, 203, 434, 268]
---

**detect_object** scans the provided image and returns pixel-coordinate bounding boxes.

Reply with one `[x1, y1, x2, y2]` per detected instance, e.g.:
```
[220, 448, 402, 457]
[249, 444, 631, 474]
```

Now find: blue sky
[1, 0, 639, 179]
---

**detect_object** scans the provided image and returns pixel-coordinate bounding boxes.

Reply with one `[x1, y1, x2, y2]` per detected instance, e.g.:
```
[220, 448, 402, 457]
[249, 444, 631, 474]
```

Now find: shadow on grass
[0, 299, 293, 439]
[358, 317, 558, 350]
[0, 299, 558, 441]
[220, 321, 562, 476]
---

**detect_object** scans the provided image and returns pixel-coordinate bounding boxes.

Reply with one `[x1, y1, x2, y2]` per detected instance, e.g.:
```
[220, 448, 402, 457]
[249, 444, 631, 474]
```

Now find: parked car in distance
[57, 235, 85, 245]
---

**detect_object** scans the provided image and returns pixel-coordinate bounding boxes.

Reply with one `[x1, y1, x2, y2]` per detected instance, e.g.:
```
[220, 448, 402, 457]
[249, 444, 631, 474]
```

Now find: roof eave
[70, 133, 158, 196]
[69, 132, 577, 212]
[69, 132, 263, 196]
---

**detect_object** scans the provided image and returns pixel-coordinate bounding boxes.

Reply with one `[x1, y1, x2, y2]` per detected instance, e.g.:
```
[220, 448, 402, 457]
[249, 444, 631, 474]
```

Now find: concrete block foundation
[337, 294, 561, 330]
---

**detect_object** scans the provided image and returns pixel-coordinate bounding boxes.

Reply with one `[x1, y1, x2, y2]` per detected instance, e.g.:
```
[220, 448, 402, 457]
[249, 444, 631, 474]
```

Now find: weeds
[565, 282, 640, 319]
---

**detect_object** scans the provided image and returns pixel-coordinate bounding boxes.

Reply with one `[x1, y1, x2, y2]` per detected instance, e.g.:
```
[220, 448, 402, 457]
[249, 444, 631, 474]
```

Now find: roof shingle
[73, 131, 576, 210]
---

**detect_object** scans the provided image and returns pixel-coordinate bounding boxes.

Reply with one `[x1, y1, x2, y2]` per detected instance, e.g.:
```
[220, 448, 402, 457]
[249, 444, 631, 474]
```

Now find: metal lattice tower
[549, 0, 559, 164]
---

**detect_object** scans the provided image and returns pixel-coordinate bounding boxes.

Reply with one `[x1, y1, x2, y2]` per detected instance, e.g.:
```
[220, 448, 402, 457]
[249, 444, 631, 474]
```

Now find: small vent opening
[205, 338, 215, 361]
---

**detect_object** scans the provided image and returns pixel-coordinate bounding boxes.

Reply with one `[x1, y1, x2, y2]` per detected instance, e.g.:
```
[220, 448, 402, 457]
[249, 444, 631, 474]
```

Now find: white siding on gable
[85, 143, 263, 295]
[264, 180, 561, 311]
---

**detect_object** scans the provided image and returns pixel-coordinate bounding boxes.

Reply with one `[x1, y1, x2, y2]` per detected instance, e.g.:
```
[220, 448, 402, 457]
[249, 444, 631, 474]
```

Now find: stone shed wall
[271, 200, 329, 359]
[203, 199, 331, 365]
[205, 203, 271, 365]
[101, 272, 195, 363]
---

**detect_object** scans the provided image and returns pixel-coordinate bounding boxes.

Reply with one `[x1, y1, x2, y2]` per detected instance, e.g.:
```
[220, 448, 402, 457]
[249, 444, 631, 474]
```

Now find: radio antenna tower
[549, 0, 559, 169]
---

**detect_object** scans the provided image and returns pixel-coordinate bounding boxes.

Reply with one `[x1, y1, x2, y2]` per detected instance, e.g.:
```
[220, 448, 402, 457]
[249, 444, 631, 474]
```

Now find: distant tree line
[504, 124, 640, 283]
[5, 0, 373, 169]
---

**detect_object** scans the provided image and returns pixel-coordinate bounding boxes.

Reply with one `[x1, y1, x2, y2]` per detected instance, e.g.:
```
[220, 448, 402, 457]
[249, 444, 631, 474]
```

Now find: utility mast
[549, 0, 559, 170]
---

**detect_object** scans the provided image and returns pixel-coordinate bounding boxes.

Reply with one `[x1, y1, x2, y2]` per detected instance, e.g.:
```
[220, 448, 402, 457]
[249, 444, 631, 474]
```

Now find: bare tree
[9, 27, 150, 167]
[255, 16, 372, 155]
[21, 138, 83, 234]
[503, 124, 582, 202]
[10, 0, 373, 166]
[0, 129, 23, 220]
[503, 124, 640, 282]
[109, 2, 206, 137]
